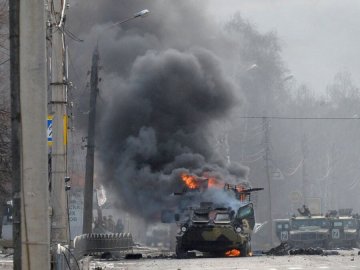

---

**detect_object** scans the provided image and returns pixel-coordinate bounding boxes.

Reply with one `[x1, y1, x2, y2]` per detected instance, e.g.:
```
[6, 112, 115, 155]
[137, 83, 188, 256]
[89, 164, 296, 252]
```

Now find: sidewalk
[0, 254, 13, 269]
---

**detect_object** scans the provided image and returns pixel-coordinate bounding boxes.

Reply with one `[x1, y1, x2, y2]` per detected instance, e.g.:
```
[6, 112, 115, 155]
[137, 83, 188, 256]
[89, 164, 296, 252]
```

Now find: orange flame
[237, 185, 246, 201]
[208, 177, 223, 188]
[225, 249, 241, 257]
[181, 174, 199, 189]
[181, 174, 249, 201]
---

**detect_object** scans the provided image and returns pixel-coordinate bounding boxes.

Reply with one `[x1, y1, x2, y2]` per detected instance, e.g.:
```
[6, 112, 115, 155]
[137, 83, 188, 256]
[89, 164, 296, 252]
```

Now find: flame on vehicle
[181, 173, 227, 190]
[181, 174, 249, 201]
[208, 177, 224, 188]
[225, 249, 241, 257]
[181, 174, 199, 189]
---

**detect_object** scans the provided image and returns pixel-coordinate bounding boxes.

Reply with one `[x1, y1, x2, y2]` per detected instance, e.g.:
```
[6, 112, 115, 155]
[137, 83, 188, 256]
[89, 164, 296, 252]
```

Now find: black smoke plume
[97, 48, 249, 219]
[69, 0, 250, 220]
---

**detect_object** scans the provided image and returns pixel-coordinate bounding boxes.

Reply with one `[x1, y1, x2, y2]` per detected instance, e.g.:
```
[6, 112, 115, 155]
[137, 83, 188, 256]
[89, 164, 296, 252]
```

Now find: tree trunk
[0, 198, 6, 238]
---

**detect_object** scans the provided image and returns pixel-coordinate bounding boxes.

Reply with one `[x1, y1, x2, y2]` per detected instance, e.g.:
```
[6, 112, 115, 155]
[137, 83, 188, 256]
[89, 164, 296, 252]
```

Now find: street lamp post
[82, 10, 150, 234]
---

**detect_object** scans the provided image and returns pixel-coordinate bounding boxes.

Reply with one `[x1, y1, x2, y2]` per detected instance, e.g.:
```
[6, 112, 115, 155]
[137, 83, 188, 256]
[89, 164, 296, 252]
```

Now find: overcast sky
[207, 0, 360, 94]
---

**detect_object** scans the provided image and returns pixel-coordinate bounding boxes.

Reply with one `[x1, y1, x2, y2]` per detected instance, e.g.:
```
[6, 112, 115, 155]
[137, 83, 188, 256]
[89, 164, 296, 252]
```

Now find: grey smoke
[68, 0, 360, 221]
[69, 0, 252, 220]
[97, 48, 247, 219]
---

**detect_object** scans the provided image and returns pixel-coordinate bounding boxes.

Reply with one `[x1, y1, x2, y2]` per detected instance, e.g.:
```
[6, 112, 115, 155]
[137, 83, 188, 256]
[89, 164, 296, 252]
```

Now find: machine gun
[223, 184, 264, 201]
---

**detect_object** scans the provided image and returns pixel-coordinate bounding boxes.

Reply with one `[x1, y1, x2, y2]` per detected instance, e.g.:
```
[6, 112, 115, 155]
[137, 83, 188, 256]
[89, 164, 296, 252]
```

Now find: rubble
[262, 242, 292, 256]
[263, 242, 340, 256]
[289, 248, 323, 255]
[125, 253, 143, 259]
[322, 251, 340, 256]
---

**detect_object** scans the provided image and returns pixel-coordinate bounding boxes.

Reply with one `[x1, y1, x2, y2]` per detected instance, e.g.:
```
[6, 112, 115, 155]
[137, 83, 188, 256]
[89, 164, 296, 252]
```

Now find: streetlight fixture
[111, 9, 150, 28]
[82, 9, 150, 234]
[246, 63, 258, 72]
[134, 9, 150, 18]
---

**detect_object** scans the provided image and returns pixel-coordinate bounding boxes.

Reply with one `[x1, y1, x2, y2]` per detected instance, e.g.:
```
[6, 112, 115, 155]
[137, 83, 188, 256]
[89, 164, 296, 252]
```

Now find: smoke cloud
[68, 0, 360, 222]
[97, 48, 248, 219]
[69, 0, 251, 220]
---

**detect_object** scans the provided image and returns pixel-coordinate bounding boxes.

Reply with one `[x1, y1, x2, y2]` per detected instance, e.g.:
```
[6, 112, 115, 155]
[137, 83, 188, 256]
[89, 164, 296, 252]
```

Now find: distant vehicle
[274, 219, 290, 243]
[328, 216, 359, 248]
[288, 215, 330, 248]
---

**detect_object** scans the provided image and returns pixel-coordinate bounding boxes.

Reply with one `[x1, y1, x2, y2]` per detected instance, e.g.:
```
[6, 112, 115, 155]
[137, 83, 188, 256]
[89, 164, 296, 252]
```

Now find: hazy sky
[207, 0, 360, 94]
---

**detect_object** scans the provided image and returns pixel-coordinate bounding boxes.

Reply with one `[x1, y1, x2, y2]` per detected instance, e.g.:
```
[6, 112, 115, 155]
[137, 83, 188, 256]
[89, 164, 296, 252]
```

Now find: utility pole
[9, 1, 21, 268]
[81, 9, 149, 235]
[82, 47, 99, 234]
[263, 117, 274, 245]
[329, 144, 337, 210]
[301, 134, 308, 204]
[10, 0, 50, 269]
[49, 0, 70, 245]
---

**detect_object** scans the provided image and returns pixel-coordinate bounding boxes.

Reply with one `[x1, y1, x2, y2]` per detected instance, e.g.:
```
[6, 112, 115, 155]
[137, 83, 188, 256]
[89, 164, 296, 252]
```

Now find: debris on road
[125, 253, 143, 259]
[289, 248, 323, 255]
[263, 242, 340, 256]
[262, 242, 291, 256]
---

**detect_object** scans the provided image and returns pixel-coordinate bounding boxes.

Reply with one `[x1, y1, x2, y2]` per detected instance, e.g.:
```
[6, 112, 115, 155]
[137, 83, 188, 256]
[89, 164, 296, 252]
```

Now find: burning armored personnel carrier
[169, 174, 262, 258]
[176, 201, 256, 258]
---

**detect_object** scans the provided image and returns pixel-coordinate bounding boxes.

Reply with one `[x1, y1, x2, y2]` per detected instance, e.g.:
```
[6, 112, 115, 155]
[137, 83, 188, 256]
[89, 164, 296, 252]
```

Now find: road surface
[88, 249, 360, 270]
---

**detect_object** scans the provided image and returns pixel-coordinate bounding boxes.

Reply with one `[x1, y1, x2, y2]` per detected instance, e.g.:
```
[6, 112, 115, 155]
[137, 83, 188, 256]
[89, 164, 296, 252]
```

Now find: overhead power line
[0, 58, 9, 66]
[238, 116, 360, 120]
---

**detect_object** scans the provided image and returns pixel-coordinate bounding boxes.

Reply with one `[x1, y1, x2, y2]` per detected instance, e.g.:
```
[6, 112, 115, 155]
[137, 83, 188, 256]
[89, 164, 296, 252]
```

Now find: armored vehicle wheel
[323, 240, 330, 250]
[240, 242, 251, 257]
[175, 242, 188, 259]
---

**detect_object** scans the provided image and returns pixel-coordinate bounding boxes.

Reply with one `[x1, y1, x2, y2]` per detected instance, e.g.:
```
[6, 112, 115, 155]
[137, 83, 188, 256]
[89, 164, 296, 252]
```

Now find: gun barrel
[241, 188, 264, 193]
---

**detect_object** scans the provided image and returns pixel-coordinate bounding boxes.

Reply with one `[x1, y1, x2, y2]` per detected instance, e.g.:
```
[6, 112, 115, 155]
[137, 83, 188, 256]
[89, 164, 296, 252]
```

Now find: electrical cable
[57, 0, 66, 27]
[66, 189, 71, 249]
[0, 41, 9, 50]
[62, 245, 81, 270]
[0, 109, 10, 115]
[62, 251, 71, 270]
[348, 177, 359, 190]
[0, 58, 9, 66]
[0, 48, 10, 56]
[20, 144, 31, 269]
[241, 154, 264, 163]
[283, 159, 303, 177]
[238, 116, 360, 120]
[64, 27, 83, 42]
[316, 155, 331, 182]
[243, 148, 265, 158]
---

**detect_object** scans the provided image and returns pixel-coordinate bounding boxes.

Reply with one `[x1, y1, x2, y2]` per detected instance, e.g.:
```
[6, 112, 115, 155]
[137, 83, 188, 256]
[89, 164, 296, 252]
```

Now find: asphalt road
[89, 250, 360, 270]
[1, 250, 359, 269]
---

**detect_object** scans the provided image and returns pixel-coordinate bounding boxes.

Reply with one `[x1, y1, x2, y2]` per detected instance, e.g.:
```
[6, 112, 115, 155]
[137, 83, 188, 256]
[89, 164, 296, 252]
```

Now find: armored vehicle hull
[328, 217, 359, 248]
[176, 225, 250, 255]
[288, 216, 330, 249]
[176, 202, 254, 258]
[288, 229, 329, 248]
